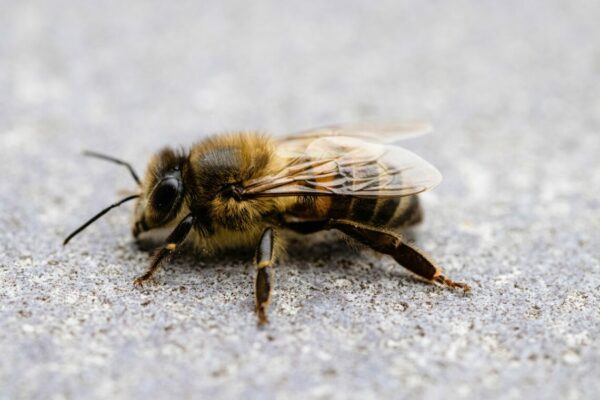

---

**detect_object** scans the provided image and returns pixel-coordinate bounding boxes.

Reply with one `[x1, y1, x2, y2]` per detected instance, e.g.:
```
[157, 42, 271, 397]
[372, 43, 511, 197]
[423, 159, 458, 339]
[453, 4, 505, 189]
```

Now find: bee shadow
[131, 227, 425, 285]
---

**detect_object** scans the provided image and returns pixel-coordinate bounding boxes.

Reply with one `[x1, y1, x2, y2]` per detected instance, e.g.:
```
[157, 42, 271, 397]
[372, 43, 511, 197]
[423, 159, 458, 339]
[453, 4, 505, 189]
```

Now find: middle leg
[255, 227, 277, 325]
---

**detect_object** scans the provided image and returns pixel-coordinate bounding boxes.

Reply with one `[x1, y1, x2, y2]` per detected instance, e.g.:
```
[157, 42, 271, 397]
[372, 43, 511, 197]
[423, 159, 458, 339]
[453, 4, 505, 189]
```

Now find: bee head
[133, 147, 187, 237]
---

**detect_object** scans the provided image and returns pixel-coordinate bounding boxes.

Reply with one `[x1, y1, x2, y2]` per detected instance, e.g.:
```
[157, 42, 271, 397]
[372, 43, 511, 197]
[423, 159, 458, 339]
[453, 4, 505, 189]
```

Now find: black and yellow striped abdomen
[289, 194, 422, 229]
[286, 142, 424, 229]
[329, 195, 422, 228]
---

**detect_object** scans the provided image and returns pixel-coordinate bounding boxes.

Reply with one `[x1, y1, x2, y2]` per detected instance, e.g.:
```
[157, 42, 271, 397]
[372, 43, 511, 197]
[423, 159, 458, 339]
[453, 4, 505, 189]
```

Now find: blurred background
[1, 1, 599, 399]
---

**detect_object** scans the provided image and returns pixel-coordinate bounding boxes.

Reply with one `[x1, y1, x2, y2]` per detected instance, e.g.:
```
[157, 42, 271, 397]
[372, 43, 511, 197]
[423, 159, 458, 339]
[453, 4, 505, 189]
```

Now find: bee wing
[243, 136, 442, 198]
[278, 122, 432, 146]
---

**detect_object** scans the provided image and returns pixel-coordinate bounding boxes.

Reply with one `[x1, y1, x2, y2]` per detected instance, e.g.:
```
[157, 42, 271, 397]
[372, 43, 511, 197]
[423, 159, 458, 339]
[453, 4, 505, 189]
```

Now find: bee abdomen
[294, 194, 422, 229]
[388, 195, 422, 227]
[343, 196, 422, 228]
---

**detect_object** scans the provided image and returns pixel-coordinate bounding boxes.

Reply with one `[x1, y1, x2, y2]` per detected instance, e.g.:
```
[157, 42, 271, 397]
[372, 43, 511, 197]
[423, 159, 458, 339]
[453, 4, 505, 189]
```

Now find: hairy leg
[133, 214, 196, 286]
[255, 227, 277, 325]
[284, 218, 469, 291]
[329, 219, 470, 291]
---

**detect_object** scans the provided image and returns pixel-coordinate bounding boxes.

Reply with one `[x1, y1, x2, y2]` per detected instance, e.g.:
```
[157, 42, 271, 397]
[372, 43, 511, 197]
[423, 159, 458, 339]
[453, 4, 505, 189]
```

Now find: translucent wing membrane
[243, 136, 442, 198]
[279, 122, 432, 145]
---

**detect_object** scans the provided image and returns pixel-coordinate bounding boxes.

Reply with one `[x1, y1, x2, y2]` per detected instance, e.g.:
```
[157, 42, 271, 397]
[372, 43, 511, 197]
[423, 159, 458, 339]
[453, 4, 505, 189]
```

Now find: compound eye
[152, 178, 180, 213]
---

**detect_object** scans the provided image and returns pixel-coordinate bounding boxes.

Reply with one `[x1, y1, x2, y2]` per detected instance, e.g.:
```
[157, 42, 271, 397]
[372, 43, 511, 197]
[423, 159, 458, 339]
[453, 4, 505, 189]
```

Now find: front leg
[255, 227, 276, 325]
[133, 214, 196, 286]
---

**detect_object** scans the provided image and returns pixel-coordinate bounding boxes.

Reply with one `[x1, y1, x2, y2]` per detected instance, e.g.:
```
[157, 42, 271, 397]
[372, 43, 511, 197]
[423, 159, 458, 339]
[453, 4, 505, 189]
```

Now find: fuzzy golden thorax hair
[185, 133, 286, 233]
[132, 132, 291, 242]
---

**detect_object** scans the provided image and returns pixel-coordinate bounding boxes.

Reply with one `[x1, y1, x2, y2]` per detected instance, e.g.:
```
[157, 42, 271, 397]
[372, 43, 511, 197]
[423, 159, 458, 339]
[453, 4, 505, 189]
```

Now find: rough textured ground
[1, 1, 599, 399]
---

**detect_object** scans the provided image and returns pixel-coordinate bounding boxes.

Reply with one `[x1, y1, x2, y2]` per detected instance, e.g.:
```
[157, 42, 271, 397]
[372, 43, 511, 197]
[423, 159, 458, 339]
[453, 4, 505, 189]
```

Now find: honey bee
[64, 123, 470, 324]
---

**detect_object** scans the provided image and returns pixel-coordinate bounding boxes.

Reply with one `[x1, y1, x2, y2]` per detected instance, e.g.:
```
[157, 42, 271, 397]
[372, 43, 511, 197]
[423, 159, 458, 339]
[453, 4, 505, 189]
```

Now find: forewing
[278, 122, 432, 147]
[243, 136, 442, 198]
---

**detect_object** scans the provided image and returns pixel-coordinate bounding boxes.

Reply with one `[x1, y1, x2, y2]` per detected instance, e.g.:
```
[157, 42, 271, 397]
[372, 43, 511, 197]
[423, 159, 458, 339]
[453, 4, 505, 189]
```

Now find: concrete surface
[1, 1, 599, 399]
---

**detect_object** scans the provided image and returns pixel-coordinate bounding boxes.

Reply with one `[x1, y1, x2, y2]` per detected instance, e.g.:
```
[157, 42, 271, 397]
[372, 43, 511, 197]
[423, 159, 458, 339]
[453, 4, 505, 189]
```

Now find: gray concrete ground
[1, 1, 599, 399]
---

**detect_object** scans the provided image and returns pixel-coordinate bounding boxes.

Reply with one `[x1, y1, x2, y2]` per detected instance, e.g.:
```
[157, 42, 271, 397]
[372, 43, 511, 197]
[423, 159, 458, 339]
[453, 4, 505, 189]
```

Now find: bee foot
[257, 307, 269, 326]
[434, 275, 471, 293]
[133, 274, 157, 287]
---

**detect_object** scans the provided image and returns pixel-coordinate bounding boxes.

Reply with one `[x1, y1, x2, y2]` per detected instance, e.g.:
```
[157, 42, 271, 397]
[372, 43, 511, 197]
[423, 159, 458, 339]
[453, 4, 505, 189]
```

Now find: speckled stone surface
[1, 1, 599, 399]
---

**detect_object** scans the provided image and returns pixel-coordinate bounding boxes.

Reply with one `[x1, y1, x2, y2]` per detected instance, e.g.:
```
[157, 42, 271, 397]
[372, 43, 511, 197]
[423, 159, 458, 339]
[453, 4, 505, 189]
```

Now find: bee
[64, 123, 470, 325]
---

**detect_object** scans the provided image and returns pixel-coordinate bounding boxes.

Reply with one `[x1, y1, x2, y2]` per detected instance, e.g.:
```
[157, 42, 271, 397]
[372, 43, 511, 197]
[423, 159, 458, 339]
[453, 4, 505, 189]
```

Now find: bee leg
[255, 227, 276, 325]
[133, 214, 195, 287]
[328, 219, 471, 292]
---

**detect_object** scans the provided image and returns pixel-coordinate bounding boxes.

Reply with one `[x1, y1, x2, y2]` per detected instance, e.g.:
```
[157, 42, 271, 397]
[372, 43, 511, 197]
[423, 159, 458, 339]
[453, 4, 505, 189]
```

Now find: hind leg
[328, 219, 470, 292]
